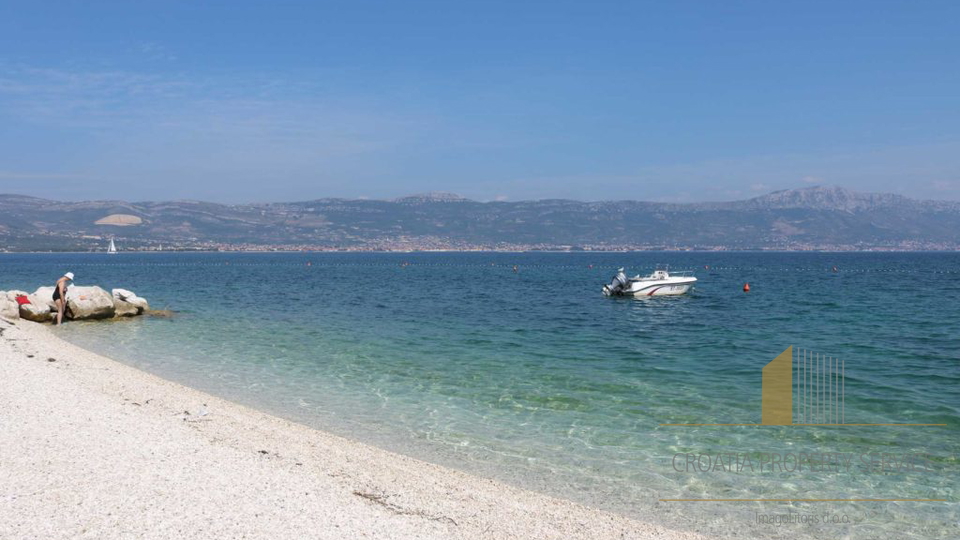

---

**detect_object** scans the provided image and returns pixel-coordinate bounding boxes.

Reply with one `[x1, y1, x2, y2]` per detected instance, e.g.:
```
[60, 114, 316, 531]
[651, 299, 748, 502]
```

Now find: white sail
[108, 239, 117, 254]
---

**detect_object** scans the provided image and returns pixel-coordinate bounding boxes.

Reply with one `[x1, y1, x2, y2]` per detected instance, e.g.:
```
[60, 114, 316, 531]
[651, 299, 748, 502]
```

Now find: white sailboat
[108, 238, 118, 255]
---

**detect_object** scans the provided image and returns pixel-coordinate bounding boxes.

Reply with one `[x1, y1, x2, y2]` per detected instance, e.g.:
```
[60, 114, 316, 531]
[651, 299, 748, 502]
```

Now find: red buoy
[743, 283, 751, 292]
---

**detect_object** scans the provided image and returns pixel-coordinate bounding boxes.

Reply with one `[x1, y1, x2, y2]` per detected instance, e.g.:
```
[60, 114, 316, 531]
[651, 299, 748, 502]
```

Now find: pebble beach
[0, 318, 709, 539]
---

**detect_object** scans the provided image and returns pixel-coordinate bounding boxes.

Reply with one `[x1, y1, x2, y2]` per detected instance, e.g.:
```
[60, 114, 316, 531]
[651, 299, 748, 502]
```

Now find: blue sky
[1, 1, 958, 203]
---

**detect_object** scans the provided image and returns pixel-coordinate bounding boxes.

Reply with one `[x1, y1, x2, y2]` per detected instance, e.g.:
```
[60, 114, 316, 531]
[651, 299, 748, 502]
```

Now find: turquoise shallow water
[2, 252, 958, 539]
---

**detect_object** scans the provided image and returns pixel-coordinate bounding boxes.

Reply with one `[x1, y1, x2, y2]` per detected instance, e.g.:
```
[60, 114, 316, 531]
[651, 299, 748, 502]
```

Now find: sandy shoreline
[0, 318, 709, 539]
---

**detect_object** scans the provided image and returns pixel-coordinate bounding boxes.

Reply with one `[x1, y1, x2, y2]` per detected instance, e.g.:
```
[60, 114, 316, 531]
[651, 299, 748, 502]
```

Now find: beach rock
[112, 289, 149, 312]
[112, 288, 136, 300]
[0, 291, 35, 322]
[10, 285, 150, 321]
[31, 287, 59, 310]
[19, 301, 52, 323]
[5, 290, 30, 303]
[114, 299, 141, 317]
[0, 295, 19, 321]
[65, 286, 116, 320]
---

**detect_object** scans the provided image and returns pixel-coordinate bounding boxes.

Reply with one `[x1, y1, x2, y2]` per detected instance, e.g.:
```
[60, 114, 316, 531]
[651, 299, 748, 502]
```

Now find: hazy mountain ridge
[1, 186, 958, 251]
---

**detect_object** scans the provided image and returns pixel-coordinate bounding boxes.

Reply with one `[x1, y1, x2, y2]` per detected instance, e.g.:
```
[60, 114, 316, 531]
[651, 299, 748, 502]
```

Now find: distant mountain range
[1, 186, 959, 251]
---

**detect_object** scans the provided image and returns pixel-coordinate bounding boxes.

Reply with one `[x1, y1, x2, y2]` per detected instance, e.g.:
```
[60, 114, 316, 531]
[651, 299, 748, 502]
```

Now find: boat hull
[625, 282, 694, 296]
[603, 278, 696, 297]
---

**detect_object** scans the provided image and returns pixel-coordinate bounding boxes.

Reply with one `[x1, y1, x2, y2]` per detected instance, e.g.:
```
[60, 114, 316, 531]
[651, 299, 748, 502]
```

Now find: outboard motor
[603, 268, 629, 296]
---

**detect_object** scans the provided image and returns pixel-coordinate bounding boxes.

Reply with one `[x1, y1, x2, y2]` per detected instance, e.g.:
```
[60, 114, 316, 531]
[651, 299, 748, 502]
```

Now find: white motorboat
[602, 266, 697, 297]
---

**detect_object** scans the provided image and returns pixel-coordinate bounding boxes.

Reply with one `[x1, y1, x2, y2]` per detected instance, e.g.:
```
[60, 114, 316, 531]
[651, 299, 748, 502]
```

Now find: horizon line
[0, 184, 954, 207]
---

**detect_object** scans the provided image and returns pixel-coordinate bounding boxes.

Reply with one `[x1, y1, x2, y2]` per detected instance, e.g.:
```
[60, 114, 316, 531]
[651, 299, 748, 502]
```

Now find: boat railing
[630, 268, 696, 280]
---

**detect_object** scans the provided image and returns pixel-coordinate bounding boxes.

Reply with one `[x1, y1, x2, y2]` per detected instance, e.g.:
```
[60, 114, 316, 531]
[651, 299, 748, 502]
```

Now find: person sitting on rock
[53, 272, 74, 325]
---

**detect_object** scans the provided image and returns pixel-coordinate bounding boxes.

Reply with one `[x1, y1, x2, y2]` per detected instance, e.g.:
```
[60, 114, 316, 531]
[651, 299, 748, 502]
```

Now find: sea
[2, 251, 957, 539]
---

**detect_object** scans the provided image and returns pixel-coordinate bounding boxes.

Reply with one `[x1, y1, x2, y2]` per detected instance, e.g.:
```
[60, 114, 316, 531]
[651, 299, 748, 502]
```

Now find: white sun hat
[64, 272, 75, 280]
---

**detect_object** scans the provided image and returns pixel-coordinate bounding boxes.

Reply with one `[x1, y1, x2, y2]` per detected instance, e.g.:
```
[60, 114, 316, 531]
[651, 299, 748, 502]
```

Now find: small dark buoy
[513, 265, 518, 273]
[743, 283, 751, 292]
[832, 265, 838, 273]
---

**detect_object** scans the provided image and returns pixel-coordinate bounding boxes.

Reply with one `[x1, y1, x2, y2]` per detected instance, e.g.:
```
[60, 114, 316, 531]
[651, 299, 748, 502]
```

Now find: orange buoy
[743, 283, 751, 292]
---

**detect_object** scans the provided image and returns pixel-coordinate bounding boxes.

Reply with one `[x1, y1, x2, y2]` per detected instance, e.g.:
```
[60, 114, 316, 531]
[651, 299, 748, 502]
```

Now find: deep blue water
[2, 252, 957, 539]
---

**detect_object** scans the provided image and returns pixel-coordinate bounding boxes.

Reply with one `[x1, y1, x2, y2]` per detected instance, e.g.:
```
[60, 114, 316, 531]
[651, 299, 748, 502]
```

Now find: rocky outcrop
[65, 286, 116, 320]
[4, 285, 151, 323]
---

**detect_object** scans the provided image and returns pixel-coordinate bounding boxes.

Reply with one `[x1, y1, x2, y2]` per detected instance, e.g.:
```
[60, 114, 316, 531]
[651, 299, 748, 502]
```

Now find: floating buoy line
[5, 261, 957, 274]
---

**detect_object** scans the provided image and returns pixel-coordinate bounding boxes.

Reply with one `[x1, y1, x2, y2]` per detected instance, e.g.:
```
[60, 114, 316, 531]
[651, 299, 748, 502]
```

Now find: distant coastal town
[2, 233, 957, 253]
[2, 186, 959, 253]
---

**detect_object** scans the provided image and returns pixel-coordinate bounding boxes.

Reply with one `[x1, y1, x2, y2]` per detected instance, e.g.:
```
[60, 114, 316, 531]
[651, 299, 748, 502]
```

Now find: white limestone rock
[65, 286, 116, 320]
[19, 301, 52, 323]
[31, 287, 59, 310]
[111, 288, 149, 315]
[0, 294, 19, 321]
